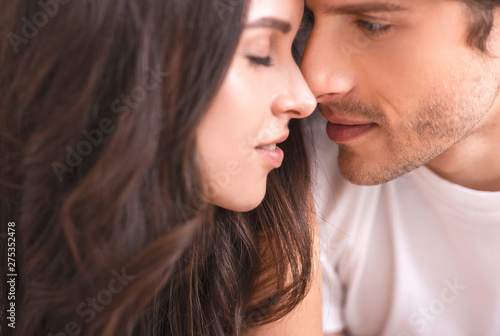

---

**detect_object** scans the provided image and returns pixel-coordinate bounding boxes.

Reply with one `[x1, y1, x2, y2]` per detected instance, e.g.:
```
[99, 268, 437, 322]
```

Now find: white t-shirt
[306, 114, 500, 336]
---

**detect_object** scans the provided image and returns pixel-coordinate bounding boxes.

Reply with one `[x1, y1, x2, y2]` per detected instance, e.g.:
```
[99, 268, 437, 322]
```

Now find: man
[300, 0, 500, 335]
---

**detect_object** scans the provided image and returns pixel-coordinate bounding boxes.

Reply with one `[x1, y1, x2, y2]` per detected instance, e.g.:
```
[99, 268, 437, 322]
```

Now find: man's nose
[300, 25, 356, 104]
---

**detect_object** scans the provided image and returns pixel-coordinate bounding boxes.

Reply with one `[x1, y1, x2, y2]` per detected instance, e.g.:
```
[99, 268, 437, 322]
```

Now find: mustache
[319, 98, 389, 124]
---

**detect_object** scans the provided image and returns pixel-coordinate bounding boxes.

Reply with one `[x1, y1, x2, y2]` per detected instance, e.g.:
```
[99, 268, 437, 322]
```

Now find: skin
[196, 0, 317, 212]
[301, 0, 500, 191]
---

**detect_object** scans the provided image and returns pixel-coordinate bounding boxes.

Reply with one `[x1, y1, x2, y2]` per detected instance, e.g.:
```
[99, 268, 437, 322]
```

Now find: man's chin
[337, 158, 414, 186]
[339, 168, 394, 186]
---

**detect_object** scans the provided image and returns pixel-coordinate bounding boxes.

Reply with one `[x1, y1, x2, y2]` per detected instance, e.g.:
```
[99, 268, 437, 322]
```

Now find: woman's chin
[210, 187, 267, 212]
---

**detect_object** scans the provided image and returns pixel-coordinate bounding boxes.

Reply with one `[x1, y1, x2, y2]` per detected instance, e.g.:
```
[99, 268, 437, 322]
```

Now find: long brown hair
[0, 1, 314, 335]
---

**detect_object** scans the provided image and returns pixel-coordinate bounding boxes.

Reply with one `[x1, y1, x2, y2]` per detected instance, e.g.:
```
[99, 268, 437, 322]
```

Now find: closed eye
[246, 56, 272, 67]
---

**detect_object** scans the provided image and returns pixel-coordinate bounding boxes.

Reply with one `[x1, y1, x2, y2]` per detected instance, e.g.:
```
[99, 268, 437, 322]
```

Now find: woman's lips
[256, 146, 284, 168]
[326, 122, 376, 143]
[254, 131, 288, 168]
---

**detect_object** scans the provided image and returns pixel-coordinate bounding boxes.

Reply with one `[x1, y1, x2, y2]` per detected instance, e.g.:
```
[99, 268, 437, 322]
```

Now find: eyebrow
[246, 18, 292, 34]
[320, 2, 408, 15]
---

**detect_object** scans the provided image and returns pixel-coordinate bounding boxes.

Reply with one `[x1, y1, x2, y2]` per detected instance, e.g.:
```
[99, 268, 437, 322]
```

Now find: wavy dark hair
[457, 0, 499, 52]
[0, 0, 314, 335]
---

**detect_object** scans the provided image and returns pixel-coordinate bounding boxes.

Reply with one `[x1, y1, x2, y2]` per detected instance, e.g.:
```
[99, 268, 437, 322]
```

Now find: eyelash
[355, 20, 392, 36]
[247, 56, 272, 67]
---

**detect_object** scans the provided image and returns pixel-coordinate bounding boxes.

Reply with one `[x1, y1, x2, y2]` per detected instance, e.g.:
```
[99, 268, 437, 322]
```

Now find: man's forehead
[306, 0, 414, 15]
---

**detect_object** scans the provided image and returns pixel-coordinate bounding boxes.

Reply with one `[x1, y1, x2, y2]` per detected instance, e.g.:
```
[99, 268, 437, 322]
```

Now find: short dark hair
[460, 0, 499, 52]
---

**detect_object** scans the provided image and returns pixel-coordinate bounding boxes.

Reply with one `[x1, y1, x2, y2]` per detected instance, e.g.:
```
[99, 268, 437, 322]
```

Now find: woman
[0, 0, 321, 335]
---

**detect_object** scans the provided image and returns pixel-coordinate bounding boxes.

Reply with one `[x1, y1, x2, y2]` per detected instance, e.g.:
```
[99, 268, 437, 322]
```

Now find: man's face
[301, 0, 500, 185]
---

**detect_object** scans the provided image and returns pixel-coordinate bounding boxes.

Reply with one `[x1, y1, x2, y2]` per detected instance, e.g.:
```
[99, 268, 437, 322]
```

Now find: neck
[426, 101, 500, 192]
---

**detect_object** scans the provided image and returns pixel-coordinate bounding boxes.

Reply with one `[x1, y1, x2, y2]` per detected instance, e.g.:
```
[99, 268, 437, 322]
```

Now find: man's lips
[319, 104, 378, 143]
[326, 122, 376, 143]
[323, 116, 377, 143]
[323, 115, 373, 125]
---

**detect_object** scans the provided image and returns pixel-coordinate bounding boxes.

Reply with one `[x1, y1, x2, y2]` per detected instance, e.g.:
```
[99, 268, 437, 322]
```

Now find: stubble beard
[336, 75, 499, 186]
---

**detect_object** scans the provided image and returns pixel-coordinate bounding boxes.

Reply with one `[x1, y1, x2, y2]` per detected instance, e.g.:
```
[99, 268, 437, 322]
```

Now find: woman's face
[196, 0, 316, 212]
